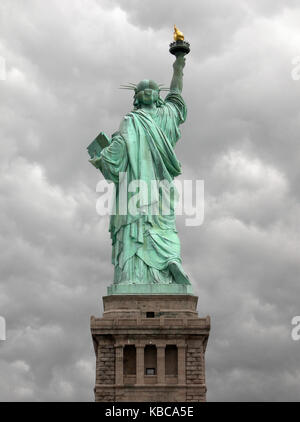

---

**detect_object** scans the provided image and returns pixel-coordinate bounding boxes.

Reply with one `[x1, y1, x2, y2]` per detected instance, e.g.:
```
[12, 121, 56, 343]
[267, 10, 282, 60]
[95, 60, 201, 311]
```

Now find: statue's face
[135, 80, 159, 107]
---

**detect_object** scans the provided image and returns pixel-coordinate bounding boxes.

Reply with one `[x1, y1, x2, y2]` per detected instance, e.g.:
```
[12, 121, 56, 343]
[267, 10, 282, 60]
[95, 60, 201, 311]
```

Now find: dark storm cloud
[0, 0, 299, 401]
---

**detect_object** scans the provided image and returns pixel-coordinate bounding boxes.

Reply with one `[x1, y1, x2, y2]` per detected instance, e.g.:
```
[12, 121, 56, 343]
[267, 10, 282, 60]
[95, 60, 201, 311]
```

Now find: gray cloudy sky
[0, 0, 300, 401]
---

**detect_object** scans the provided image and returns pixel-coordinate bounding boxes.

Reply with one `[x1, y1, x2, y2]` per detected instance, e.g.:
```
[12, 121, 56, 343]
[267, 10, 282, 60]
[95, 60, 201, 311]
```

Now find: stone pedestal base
[91, 295, 210, 402]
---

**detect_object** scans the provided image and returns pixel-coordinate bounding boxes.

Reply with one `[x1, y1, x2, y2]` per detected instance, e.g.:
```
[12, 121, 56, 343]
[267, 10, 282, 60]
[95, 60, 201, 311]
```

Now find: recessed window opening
[144, 345, 157, 375]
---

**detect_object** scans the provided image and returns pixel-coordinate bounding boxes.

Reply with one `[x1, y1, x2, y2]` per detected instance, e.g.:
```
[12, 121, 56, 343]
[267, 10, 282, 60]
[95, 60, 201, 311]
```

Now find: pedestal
[91, 294, 210, 402]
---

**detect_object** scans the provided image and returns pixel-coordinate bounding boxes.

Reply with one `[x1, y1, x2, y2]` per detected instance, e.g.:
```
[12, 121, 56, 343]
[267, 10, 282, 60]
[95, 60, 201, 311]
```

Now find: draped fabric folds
[97, 92, 190, 285]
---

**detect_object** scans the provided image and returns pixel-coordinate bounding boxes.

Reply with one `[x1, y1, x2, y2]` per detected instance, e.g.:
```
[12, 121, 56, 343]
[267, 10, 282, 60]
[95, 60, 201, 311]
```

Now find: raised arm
[170, 53, 186, 94]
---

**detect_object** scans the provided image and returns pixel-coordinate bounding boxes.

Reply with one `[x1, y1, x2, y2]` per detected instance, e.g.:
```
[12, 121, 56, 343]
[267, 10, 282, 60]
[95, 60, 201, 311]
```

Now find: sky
[0, 0, 300, 401]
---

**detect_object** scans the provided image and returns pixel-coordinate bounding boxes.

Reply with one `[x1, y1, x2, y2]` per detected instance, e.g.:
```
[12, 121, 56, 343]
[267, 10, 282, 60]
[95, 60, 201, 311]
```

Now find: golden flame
[174, 24, 184, 41]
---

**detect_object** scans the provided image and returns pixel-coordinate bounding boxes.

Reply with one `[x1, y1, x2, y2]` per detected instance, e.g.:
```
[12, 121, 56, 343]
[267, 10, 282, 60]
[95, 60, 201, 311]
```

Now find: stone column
[178, 345, 186, 385]
[115, 344, 123, 385]
[157, 345, 166, 384]
[136, 344, 144, 385]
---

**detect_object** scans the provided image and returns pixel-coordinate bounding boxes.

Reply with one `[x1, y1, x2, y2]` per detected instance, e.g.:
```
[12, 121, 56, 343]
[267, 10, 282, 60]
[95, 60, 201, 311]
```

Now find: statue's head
[120, 80, 167, 109]
[134, 80, 160, 107]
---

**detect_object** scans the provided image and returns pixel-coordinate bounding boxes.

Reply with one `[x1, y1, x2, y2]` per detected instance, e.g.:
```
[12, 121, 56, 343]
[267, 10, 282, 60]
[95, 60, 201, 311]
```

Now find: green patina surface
[89, 53, 193, 295]
[107, 283, 193, 296]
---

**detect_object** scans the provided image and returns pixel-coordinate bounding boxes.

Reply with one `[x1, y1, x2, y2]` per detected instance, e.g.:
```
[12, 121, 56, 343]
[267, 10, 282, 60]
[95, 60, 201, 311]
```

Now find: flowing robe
[97, 92, 190, 285]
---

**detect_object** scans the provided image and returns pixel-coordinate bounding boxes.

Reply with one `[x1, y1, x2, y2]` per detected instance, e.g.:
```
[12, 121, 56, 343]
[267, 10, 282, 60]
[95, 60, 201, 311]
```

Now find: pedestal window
[165, 345, 178, 376]
[144, 345, 157, 376]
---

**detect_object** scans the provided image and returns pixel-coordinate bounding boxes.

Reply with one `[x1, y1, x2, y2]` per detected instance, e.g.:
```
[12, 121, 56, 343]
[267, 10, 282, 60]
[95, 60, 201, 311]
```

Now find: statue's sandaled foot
[168, 261, 190, 285]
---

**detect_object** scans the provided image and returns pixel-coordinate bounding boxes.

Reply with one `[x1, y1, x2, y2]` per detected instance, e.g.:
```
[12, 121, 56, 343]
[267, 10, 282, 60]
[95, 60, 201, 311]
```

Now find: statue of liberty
[88, 27, 192, 294]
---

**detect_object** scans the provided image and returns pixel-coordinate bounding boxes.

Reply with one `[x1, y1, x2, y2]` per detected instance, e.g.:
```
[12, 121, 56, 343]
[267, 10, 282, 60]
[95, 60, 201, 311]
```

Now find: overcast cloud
[0, 0, 300, 401]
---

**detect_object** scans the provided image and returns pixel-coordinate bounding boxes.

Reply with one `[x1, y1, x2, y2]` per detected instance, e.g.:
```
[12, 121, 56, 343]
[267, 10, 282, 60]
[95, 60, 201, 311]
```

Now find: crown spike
[120, 85, 136, 90]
